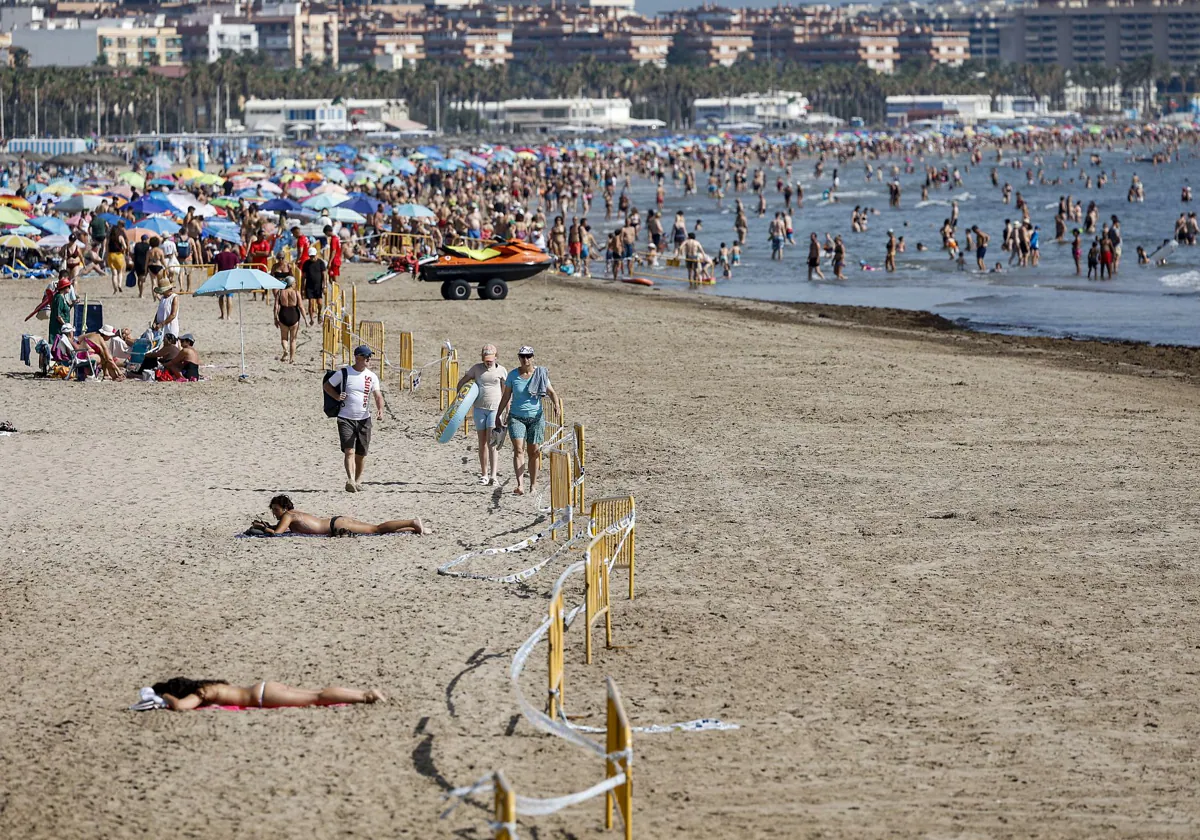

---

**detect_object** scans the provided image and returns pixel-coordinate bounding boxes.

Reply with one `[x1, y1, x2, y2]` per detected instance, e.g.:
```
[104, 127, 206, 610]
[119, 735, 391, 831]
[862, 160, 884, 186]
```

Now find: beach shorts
[337, 416, 372, 455]
[473, 406, 497, 433]
[622, 243, 634, 260]
[569, 242, 581, 257]
[976, 246, 987, 261]
[107, 253, 125, 272]
[508, 412, 545, 446]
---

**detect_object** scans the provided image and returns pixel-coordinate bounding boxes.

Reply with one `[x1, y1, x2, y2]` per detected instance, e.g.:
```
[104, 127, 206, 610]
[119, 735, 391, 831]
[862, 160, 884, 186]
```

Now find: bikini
[256, 680, 266, 707]
[329, 516, 342, 535]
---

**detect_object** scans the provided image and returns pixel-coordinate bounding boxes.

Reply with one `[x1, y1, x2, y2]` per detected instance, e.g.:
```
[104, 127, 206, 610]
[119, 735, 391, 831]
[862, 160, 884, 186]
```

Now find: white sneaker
[479, 475, 490, 485]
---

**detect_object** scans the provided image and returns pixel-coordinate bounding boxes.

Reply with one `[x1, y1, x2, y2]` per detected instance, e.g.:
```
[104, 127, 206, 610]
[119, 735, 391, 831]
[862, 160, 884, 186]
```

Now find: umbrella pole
[238, 291, 247, 379]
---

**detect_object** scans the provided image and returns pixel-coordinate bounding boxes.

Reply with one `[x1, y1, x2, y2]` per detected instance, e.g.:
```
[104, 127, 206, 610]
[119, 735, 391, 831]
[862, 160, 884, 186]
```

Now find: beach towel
[236, 530, 410, 539]
[528, 365, 550, 399]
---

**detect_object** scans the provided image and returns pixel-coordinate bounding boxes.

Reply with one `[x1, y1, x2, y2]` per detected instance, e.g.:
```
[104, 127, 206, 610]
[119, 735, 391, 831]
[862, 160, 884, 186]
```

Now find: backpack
[322, 366, 349, 418]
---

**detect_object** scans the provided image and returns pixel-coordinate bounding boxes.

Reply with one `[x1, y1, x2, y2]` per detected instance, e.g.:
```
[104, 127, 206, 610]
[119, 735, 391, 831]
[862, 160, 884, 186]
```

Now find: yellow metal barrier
[439, 347, 459, 412]
[396, 330, 414, 390]
[380, 232, 434, 258]
[178, 263, 215, 292]
[547, 589, 565, 719]
[358, 320, 386, 371]
[549, 450, 572, 541]
[584, 528, 614, 665]
[493, 771, 516, 840]
[573, 423, 586, 516]
[322, 316, 342, 371]
[605, 678, 633, 840]
[589, 496, 636, 600]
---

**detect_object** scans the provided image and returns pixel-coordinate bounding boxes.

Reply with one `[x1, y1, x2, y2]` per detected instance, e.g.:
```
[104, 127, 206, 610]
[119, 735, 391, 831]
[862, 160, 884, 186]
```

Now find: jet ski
[418, 239, 552, 300]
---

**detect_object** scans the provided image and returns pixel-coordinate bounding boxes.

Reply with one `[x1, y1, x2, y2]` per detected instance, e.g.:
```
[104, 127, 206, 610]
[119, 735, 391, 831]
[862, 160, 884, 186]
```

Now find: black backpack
[322, 367, 349, 418]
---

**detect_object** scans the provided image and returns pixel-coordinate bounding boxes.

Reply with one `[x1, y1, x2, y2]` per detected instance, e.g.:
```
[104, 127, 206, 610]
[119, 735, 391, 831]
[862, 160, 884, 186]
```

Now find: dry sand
[2, 265, 1199, 839]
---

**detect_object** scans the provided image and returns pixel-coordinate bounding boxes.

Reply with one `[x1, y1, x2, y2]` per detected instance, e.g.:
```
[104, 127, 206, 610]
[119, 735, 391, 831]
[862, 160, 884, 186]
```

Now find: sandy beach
[3, 264, 1199, 839]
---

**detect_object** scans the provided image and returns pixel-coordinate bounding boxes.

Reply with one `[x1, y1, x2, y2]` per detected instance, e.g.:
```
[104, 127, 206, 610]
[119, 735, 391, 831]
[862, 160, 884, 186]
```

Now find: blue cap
[353, 345, 373, 357]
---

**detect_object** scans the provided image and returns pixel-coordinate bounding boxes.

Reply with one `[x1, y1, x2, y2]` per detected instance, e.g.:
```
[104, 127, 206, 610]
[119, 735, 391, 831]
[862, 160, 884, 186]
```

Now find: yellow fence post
[605, 678, 633, 840]
[573, 423, 586, 516]
[358, 320, 386, 373]
[590, 496, 637, 600]
[584, 529, 613, 665]
[547, 590, 564, 720]
[493, 771, 516, 840]
[397, 331, 414, 390]
[549, 450, 572, 541]
[439, 347, 459, 412]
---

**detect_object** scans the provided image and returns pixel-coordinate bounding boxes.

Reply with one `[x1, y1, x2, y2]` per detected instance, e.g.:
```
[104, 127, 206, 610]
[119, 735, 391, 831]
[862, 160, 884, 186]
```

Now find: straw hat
[153, 282, 175, 295]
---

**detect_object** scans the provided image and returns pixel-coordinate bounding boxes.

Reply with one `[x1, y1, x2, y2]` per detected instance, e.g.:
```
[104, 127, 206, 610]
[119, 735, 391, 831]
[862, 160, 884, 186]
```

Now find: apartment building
[511, 19, 669, 66]
[882, 1, 1011, 61]
[791, 31, 901, 74]
[178, 13, 258, 63]
[424, 24, 512, 66]
[248, 2, 338, 68]
[673, 26, 754, 66]
[897, 28, 970, 65]
[1000, 0, 1200, 67]
[10, 16, 182, 67]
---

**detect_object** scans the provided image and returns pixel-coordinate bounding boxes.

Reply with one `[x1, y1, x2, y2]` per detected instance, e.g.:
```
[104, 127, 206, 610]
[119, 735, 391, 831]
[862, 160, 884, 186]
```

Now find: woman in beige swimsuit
[153, 677, 384, 710]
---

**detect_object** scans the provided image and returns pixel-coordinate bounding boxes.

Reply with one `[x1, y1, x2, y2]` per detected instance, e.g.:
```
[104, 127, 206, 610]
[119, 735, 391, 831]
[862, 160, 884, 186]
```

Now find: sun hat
[98, 324, 117, 338]
[55, 277, 72, 291]
[59, 323, 74, 334]
[307, 245, 317, 256]
[353, 344, 373, 357]
[518, 345, 534, 356]
[153, 282, 174, 294]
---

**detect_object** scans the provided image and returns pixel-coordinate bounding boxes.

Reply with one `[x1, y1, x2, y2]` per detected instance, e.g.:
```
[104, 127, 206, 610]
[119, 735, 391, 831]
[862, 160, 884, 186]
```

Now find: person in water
[152, 677, 385, 710]
[252, 494, 426, 536]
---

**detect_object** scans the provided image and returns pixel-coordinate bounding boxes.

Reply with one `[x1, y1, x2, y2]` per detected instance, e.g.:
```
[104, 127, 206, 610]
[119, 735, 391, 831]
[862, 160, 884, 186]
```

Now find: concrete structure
[1000, 0, 1200, 67]
[882, 1, 1010, 61]
[692, 91, 810, 128]
[673, 27, 754, 66]
[791, 31, 900, 74]
[242, 98, 411, 134]
[453, 97, 663, 131]
[511, 19, 671, 66]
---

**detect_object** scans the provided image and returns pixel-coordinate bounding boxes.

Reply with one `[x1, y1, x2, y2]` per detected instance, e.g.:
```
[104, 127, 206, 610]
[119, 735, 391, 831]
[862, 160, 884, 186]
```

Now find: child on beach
[718, 243, 731, 279]
[1087, 240, 1100, 280]
[730, 242, 741, 266]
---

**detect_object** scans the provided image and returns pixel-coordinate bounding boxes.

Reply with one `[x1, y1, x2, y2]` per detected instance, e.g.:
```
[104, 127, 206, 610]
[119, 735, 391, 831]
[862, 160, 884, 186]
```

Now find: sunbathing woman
[253, 494, 427, 536]
[152, 677, 384, 710]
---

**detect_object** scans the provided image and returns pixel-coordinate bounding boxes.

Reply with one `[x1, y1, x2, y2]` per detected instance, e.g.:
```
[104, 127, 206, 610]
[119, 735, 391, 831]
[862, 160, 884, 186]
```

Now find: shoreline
[560, 274, 1200, 382]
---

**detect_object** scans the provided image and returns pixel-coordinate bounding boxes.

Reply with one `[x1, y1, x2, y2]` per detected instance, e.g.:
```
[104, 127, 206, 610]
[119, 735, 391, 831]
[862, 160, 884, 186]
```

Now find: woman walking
[495, 345, 560, 497]
[274, 276, 303, 363]
[456, 344, 508, 485]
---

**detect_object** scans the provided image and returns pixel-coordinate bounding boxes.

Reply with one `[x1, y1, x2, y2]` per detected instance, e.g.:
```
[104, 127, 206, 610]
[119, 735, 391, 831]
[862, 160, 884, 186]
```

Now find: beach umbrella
[393, 202, 435, 219]
[127, 194, 176, 216]
[30, 216, 70, 236]
[0, 233, 40, 249]
[203, 224, 242, 244]
[138, 216, 181, 236]
[42, 181, 80, 196]
[327, 206, 366, 224]
[0, 206, 29, 225]
[0, 195, 32, 210]
[173, 167, 204, 181]
[339, 195, 381, 215]
[37, 233, 69, 250]
[97, 212, 121, 225]
[117, 171, 146, 189]
[302, 193, 343, 210]
[390, 157, 417, 174]
[193, 267, 287, 379]
[211, 197, 240, 209]
[311, 182, 347, 196]
[147, 161, 173, 174]
[321, 166, 348, 183]
[254, 179, 282, 194]
[261, 197, 305, 213]
[12, 225, 41, 237]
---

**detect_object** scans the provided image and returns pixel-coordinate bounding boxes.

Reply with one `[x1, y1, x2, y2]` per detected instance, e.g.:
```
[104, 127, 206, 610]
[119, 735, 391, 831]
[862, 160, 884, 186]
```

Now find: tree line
[0, 53, 1191, 138]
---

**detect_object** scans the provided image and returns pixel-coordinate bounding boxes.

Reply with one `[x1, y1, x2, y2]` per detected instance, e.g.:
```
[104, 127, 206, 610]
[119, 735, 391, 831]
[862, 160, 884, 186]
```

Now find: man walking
[323, 345, 384, 492]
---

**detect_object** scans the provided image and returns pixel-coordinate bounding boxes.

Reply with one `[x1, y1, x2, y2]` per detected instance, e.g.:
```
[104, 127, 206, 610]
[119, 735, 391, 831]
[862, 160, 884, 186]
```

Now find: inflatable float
[622, 277, 654, 287]
[436, 382, 478, 443]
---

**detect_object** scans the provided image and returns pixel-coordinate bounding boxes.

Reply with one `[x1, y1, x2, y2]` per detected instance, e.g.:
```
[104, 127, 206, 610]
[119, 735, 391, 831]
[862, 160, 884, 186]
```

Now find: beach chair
[70, 348, 99, 381]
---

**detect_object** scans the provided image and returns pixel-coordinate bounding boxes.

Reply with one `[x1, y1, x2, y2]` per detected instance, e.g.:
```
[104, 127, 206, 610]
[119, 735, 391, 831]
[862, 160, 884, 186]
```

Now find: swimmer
[990, 262, 1004, 274]
[251, 494, 426, 536]
[151, 677, 385, 710]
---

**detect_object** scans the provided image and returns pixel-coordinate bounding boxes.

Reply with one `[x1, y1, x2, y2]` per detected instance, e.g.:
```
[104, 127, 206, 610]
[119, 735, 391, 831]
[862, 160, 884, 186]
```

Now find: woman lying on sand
[152, 677, 385, 710]
[251, 494, 426, 536]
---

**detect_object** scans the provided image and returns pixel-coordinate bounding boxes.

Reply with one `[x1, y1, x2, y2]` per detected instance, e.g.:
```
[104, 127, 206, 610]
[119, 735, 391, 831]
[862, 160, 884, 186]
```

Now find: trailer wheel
[447, 279, 471, 301]
[483, 278, 509, 300]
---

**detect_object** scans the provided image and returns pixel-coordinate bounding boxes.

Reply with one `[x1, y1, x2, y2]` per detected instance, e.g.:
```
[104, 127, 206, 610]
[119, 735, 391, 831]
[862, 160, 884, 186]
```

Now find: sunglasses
[518, 354, 533, 359]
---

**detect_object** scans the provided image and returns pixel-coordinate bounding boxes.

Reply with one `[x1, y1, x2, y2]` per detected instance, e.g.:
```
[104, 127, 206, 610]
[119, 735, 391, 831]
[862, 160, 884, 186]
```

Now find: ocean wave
[915, 200, 950, 208]
[832, 190, 880, 198]
[1160, 270, 1200, 290]
[952, 191, 974, 201]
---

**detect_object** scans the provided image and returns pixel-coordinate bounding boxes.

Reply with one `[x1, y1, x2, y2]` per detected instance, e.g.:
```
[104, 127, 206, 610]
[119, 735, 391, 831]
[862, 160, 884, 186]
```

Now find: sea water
[617, 146, 1200, 346]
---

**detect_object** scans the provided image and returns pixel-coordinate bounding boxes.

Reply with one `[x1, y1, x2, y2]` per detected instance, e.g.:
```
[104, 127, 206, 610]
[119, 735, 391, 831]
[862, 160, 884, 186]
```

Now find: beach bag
[126, 270, 137, 288]
[322, 367, 348, 418]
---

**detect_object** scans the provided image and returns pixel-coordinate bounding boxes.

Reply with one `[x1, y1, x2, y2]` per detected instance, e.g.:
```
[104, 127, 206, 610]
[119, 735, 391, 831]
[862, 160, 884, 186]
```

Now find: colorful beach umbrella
[0, 233, 40, 249]
[0, 206, 29, 225]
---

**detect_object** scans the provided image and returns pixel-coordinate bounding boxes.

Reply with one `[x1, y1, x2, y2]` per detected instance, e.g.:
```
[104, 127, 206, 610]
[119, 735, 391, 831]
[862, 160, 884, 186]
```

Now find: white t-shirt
[155, 293, 180, 337]
[464, 361, 508, 410]
[328, 366, 381, 421]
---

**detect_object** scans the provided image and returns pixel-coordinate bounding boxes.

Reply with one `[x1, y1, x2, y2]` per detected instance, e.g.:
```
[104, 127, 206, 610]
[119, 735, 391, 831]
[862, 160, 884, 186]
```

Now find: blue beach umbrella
[138, 216, 181, 236]
[193, 267, 286, 378]
[261, 197, 304, 213]
[393, 202, 436, 218]
[339, 195, 381, 215]
[127, 194, 176, 216]
[30, 216, 70, 236]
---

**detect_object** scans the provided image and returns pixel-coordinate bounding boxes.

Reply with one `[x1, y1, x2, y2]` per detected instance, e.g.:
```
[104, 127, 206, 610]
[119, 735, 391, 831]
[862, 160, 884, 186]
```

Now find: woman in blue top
[495, 345, 560, 496]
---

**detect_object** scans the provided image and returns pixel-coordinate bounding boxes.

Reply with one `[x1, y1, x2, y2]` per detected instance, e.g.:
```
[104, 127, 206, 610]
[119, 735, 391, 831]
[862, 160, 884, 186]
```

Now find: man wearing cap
[456, 345, 508, 485]
[302, 244, 326, 327]
[323, 345, 383, 492]
[49, 275, 73, 342]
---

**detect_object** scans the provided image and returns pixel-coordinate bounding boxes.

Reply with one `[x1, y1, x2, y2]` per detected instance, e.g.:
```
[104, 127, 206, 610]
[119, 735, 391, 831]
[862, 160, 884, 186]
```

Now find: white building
[179, 13, 258, 63]
[692, 91, 810, 129]
[885, 94, 992, 126]
[455, 97, 664, 131]
[242, 98, 414, 134]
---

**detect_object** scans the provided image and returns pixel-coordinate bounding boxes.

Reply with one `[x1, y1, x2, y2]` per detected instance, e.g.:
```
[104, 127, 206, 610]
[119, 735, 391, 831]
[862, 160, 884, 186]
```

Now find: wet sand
[2, 265, 1199, 838]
